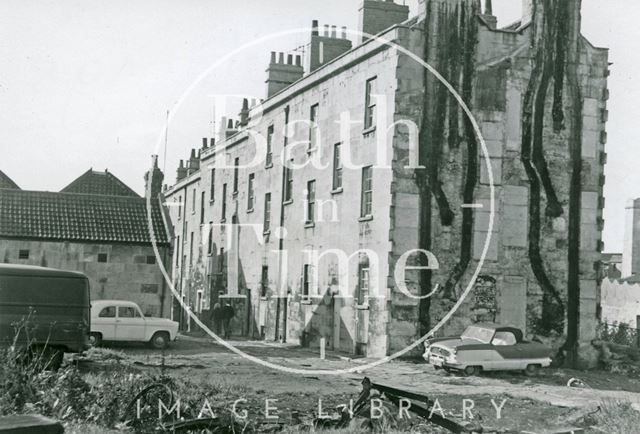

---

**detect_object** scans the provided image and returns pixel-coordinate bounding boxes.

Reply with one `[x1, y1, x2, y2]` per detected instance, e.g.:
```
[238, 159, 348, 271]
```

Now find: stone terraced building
[164, 0, 609, 366]
[0, 165, 173, 318]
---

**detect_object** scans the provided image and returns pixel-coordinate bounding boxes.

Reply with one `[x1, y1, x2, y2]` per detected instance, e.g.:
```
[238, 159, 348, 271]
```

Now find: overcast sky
[0, 0, 636, 251]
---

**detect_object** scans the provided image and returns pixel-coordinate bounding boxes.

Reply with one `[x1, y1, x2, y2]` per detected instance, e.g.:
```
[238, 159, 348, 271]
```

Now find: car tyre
[463, 365, 480, 377]
[524, 364, 540, 376]
[89, 332, 102, 347]
[150, 332, 169, 350]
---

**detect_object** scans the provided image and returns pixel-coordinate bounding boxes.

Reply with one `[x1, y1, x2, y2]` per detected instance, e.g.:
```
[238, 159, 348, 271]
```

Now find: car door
[94, 305, 117, 340]
[116, 305, 146, 341]
[491, 331, 520, 369]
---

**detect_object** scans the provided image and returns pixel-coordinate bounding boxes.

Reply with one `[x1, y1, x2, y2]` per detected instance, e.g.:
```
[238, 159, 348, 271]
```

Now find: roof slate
[0, 170, 20, 190]
[0, 189, 169, 245]
[60, 169, 139, 197]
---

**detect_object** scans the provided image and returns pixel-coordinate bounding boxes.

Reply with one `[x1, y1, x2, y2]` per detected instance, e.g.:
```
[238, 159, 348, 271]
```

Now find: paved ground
[73, 335, 640, 433]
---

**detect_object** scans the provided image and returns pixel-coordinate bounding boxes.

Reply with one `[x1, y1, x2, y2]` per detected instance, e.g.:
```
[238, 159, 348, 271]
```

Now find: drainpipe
[275, 105, 290, 342]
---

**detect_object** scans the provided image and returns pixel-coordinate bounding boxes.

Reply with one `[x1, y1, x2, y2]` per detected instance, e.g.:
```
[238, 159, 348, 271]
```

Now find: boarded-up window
[476, 65, 507, 111]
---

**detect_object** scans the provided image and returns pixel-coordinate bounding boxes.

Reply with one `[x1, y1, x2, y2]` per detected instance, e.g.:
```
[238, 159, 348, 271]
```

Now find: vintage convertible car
[423, 324, 552, 376]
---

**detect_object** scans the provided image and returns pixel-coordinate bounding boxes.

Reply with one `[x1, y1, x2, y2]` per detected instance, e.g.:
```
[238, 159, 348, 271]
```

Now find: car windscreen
[461, 326, 494, 344]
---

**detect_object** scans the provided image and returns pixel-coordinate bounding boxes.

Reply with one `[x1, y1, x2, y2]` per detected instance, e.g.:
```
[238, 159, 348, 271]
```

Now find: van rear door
[0, 273, 90, 352]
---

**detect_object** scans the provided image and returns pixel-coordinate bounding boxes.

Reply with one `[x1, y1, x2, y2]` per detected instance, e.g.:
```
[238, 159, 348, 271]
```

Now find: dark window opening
[247, 173, 255, 210]
[360, 166, 373, 217]
[221, 183, 227, 220]
[146, 256, 156, 265]
[284, 164, 293, 202]
[333, 143, 342, 190]
[261, 265, 269, 297]
[302, 264, 310, 298]
[233, 157, 240, 193]
[18, 250, 29, 260]
[266, 125, 274, 167]
[97, 253, 108, 263]
[306, 180, 316, 224]
[309, 103, 319, 149]
[357, 264, 370, 305]
[364, 77, 377, 129]
[264, 193, 271, 231]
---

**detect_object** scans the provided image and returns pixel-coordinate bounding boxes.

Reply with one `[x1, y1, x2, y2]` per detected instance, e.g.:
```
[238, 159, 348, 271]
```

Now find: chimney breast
[358, 0, 409, 43]
[265, 50, 304, 98]
[309, 21, 353, 72]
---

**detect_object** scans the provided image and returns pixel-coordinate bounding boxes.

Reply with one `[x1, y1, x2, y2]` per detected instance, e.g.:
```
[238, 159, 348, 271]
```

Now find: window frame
[233, 157, 240, 194]
[357, 264, 370, 306]
[360, 166, 373, 218]
[263, 192, 272, 232]
[247, 173, 255, 210]
[221, 183, 227, 221]
[18, 249, 29, 260]
[98, 306, 116, 318]
[266, 125, 274, 167]
[309, 103, 319, 150]
[284, 164, 293, 203]
[332, 143, 343, 190]
[306, 180, 316, 224]
[200, 191, 205, 224]
[364, 77, 377, 130]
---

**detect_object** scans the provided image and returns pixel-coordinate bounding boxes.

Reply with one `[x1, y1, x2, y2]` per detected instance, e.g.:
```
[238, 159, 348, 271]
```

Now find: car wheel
[463, 365, 480, 377]
[89, 332, 102, 347]
[524, 364, 540, 376]
[150, 332, 169, 350]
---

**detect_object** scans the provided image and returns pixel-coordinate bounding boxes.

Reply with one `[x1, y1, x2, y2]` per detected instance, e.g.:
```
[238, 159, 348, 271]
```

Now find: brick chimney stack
[265, 51, 304, 98]
[358, 0, 410, 43]
[144, 156, 164, 198]
[187, 148, 200, 174]
[308, 20, 353, 72]
[239, 98, 249, 127]
[176, 160, 187, 182]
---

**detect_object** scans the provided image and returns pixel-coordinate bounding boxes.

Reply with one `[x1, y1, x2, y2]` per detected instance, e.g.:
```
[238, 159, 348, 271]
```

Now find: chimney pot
[227, 119, 234, 129]
[202, 137, 208, 148]
[295, 55, 302, 66]
[341, 26, 347, 39]
[331, 25, 337, 38]
[210, 138, 215, 148]
[270, 51, 276, 64]
[323, 24, 329, 37]
[278, 52, 284, 63]
[287, 54, 293, 64]
[312, 20, 319, 36]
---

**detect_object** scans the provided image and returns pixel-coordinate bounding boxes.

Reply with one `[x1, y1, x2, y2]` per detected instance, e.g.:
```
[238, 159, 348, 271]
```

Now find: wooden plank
[0, 415, 63, 434]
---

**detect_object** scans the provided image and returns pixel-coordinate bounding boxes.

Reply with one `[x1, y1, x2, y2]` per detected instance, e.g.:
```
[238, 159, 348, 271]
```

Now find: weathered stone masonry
[165, 0, 608, 365]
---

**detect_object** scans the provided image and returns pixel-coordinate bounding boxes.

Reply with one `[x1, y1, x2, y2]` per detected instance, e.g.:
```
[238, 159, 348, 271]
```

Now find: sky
[0, 0, 636, 252]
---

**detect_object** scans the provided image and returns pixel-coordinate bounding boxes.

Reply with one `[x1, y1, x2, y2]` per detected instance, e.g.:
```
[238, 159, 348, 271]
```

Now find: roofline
[0, 235, 171, 247]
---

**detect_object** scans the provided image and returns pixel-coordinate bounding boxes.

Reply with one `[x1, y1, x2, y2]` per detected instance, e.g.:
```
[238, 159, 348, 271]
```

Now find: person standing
[221, 302, 235, 339]
[210, 292, 223, 336]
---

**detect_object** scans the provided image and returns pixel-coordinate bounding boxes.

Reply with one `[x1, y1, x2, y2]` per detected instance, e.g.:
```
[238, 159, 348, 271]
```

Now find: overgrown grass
[0, 347, 250, 432]
[579, 399, 640, 434]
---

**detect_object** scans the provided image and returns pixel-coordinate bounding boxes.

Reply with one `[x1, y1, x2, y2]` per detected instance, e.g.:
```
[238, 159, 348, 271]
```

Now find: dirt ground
[70, 335, 640, 433]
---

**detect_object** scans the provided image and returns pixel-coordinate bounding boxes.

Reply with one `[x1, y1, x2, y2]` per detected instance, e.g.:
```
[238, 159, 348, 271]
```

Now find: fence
[597, 321, 640, 347]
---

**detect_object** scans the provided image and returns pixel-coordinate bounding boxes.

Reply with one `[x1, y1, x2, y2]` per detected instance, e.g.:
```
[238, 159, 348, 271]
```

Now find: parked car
[423, 324, 552, 376]
[90, 300, 178, 349]
[0, 264, 91, 369]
